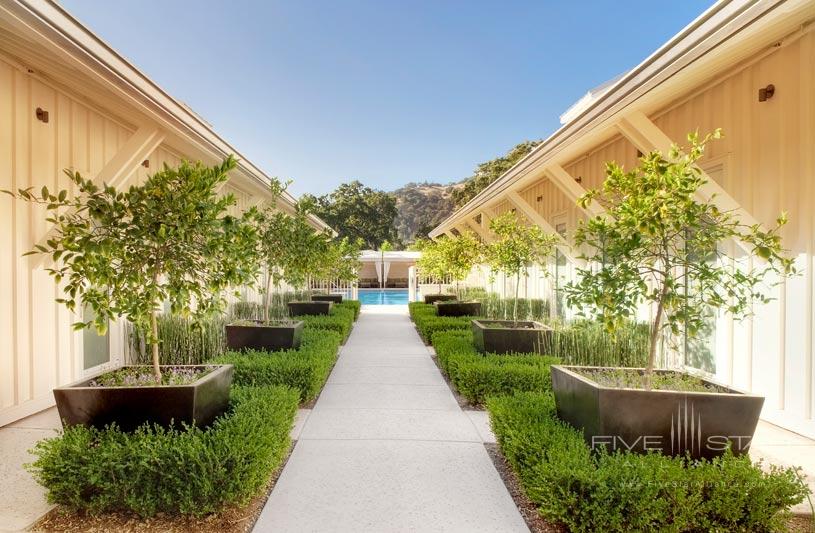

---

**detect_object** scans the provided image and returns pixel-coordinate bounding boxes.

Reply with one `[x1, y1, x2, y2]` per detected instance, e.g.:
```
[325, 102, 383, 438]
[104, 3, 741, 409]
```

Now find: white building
[0, 0, 331, 426]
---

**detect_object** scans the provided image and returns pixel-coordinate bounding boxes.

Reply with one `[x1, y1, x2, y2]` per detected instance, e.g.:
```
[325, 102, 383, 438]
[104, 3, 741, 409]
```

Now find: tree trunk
[645, 282, 669, 390]
[513, 273, 520, 324]
[456, 280, 460, 300]
[263, 270, 272, 323]
[150, 309, 161, 383]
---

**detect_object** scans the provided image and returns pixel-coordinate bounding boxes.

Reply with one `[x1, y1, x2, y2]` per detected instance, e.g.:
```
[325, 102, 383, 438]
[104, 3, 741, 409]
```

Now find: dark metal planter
[472, 319, 552, 354]
[288, 300, 332, 316]
[225, 320, 304, 352]
[424, 294, 457, 304]
[53, 364, 233, 431]
[435, 301, 481, 317]
[550, 365, 764, 460]
[312, 294, 343, 303]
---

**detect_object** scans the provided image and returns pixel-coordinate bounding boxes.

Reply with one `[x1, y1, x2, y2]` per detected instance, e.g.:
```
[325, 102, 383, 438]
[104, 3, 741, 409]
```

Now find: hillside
[392, 181, 461, 244]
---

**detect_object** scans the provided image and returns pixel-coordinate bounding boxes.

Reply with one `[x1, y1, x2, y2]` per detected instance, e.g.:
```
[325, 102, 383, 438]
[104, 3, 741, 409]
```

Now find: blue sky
[62, 0, 713, 196]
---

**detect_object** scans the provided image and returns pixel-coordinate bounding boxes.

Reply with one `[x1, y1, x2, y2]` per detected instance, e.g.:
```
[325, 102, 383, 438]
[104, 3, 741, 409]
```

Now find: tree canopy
[564, 130, 795, 385]
[485, 211, 559, 321]
[4, 157, 256, 381]
[451, 140, 541, 208]
[305, 180, 398, 249]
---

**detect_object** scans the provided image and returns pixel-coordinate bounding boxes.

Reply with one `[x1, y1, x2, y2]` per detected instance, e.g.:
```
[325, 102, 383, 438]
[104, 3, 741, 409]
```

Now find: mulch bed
[32, 443, 295, 532]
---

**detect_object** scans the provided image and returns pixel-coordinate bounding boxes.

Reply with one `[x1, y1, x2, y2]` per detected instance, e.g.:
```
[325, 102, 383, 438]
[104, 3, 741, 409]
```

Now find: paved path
[254, 305, 528, 533]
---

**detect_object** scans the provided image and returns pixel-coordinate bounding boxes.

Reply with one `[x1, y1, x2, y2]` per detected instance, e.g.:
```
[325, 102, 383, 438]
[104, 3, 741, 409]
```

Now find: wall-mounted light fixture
[141, 159, 150, 168]
[575, 176, 583, 184]
[536, 195, 543, 202]
[758, 84, 775, 102]
[35, 107, 49, 123]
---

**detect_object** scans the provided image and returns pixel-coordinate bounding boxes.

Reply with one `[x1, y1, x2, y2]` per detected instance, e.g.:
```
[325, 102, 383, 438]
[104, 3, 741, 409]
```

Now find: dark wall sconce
[35, 107, 49, 123]
[536, 195, 543, 202]
[575, 176, 583, 184]
[758, 84, 775, 102]
[141, 159, 150, 168]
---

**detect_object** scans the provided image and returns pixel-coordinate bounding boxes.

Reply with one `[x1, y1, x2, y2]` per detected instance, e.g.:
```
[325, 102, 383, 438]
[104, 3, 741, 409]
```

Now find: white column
[408, 266, 417, 302]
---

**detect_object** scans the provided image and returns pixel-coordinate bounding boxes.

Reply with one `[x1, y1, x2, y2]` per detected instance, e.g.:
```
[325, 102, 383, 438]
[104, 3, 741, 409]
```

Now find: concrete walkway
[254, 305, 529, 533]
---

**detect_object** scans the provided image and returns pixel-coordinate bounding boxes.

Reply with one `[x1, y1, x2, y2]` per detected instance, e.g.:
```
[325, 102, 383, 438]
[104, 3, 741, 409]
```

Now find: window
[82, 305, 110, 370]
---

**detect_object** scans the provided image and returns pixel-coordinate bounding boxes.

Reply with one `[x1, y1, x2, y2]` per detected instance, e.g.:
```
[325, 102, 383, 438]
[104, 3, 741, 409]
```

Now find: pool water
[356, 289, 416, 305]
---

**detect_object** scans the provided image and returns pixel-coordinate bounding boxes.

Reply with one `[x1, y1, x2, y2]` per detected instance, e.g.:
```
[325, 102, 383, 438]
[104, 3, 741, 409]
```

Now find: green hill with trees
[305, 141, 541, 248]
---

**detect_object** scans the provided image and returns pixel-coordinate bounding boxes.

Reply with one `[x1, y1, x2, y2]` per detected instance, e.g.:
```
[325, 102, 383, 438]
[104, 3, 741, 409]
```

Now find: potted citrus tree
[285, 198, 335, 316]
[4, 157, 255, 430]
[417, 238, 456, 304]
[473, 211, 558, 353]
[312, 237, 363, 303]
[433, 232, 484, 317]
[225, 180, 309, 352]
[555, 130, 794, 459]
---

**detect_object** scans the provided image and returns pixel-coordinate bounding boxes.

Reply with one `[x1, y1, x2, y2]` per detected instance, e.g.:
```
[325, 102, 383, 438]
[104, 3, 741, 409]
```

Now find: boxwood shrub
[487, 392, 809, 532]
[409, 302, 435, 320]
[215, 329, 341, 403]
[336, 300, 361, 319]
[432, 330, 559, 405]
[28, 385, 299, 517]
[409, 304, 477, 342]
[297, 305, 356, 341]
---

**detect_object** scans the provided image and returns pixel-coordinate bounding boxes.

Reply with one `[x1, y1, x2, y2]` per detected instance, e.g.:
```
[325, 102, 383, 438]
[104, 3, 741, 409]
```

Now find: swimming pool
[356, 289, 417, 305]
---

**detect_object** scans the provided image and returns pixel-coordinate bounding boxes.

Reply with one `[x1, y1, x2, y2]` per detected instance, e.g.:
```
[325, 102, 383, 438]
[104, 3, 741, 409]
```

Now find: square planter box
[435, 301, 481, 317]
[472, 319, 552, 354]
[288, 300, 332, 316]
[424, 294, 457, 304]
[226, 320, 304, 352]
[53, 364, 233, 431]
[312, 294, 344, 304]
[550, 365, 764, 460]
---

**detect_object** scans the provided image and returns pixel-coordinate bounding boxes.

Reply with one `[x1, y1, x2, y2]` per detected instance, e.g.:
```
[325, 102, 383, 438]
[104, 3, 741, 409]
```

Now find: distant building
[358, 251, 421, 288]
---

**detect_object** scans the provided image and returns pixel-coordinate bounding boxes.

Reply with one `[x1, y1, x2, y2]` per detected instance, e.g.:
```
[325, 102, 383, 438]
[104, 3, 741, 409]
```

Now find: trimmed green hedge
[432, 330, 559, 405]
[297, 304, 356, 341]
[408, 302, 435, 322]
[336, 300, 361, 319]
[215, 329, 341, 402]
[409, 303, 478, 342]
[28, 386, 299, 517]
[488, 392, 809, 532]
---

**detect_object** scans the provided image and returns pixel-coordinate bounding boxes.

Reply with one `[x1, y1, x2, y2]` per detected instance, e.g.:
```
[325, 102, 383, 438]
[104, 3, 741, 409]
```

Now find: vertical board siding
[0, 59, 136, 424]
[466, 32, 815, 435]
[651, 32, 815, 434]
[0, 60, 14, 409]
[0, 58, 272, 425]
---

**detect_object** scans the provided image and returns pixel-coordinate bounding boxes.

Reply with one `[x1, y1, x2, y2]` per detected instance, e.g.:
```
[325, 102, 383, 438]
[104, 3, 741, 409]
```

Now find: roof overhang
[0, 0, 333, 234]
[430, 0, 815, 238]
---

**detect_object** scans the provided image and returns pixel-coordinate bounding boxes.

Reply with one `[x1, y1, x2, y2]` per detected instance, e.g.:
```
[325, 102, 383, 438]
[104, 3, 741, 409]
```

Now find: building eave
[1, 0, 333, 233]
[430, 0, 812, 238]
